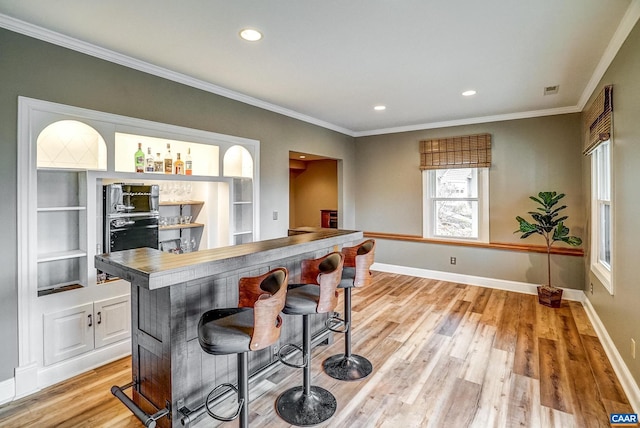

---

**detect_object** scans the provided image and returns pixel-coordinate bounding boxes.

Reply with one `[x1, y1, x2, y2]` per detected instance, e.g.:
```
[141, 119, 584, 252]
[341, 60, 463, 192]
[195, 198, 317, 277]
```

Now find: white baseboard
[13, 362, 40, 400]
[0, 377, 15, 405]
[371, 262, 585, 302]
[583, 298, 640, 413]
[372, 262, 639, 413]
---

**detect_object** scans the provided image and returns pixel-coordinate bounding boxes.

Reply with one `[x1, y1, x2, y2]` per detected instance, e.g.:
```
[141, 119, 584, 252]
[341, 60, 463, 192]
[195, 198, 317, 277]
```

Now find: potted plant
[515, 191, 582, 308]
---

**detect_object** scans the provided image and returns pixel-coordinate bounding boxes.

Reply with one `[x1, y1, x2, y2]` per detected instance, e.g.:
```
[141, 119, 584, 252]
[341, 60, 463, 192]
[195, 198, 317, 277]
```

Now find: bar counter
[95, 228, 362, 428]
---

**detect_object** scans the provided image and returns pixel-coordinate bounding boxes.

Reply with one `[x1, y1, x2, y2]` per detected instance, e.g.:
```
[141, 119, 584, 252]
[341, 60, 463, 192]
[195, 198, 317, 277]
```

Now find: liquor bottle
[145, 147, 154, 173]
[153, 152, 163, 172]
[185, 148, 193, 175]
[164, 143, 173, 174]
[174, 153, 185, 175]
[134, 143, 145, 173]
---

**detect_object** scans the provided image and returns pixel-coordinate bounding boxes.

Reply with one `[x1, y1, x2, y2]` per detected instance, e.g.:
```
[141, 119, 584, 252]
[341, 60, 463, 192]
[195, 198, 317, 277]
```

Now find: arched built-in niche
[37, 120, 107, 170]
[223, 145, 253, 178]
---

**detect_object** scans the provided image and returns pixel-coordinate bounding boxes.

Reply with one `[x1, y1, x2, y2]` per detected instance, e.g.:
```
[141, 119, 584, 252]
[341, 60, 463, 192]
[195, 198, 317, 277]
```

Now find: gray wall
[0, 28, 354, 381]
[2, 17, 639, 391]
[583, 19, 640, 386]
[354, 114, 585, 288]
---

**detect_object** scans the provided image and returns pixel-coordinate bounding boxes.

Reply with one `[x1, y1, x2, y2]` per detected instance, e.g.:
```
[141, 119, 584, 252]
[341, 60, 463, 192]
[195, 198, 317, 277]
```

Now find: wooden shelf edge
[159, 222, 204, 231]
[363, 231, 584, 257]
[159, 200, 204, 206]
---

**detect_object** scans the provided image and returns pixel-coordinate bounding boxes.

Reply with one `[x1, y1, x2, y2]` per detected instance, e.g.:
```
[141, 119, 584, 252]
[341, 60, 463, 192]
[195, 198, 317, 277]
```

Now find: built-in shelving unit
[231, 178, 254, 245]
[36, 170, 88, 294]
[18, 97, 260, 394]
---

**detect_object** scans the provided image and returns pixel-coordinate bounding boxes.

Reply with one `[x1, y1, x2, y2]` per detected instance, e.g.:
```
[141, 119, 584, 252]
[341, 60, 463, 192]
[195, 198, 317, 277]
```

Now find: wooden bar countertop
[95, 228, 362, 290]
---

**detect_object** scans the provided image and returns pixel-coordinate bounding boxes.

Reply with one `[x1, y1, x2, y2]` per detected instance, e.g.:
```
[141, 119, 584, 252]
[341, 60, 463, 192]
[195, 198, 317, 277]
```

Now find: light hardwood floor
[0, 272, 633, 427]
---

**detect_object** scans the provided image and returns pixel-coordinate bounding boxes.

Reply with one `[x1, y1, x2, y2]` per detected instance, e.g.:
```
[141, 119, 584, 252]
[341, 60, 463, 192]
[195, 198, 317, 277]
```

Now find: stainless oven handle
[110, 225, 159, 232]
[112, 219, 135, 228]
[107, 212, 159, 219]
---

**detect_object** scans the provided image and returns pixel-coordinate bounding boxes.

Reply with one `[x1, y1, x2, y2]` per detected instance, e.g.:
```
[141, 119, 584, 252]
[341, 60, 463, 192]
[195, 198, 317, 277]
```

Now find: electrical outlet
[632, 339, 636, 359]
[590, 283, 594, 294]
[272, 210, 278, 220]
[450, 257, 456, 265]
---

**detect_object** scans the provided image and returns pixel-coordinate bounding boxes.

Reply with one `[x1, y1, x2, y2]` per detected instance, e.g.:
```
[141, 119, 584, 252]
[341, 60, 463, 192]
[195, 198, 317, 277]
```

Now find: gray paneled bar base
[95, 229, 362, 428]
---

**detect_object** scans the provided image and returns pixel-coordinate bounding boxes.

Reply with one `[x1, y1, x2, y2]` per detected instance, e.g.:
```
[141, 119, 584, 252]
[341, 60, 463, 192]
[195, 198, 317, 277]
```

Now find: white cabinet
[94, 295, 132, 348]
[43, 302, 93, 366]
[43, 295, 131, 366]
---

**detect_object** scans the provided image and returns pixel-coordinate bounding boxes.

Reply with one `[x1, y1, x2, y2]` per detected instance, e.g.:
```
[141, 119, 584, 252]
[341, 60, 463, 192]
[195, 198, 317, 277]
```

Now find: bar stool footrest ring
[325, 314, 349, 333]
[205, 383, 244, 422]
[277, 343, 307, 369]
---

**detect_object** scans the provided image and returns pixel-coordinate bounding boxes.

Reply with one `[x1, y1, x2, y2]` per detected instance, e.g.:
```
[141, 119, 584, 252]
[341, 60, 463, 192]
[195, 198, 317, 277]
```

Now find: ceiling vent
[544, 85, 559, 95]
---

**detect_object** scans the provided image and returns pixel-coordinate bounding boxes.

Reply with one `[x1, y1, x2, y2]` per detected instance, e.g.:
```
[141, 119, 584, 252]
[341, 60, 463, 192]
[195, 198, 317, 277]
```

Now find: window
[591, 140, 612, 292]
[423, 167, 489, 241]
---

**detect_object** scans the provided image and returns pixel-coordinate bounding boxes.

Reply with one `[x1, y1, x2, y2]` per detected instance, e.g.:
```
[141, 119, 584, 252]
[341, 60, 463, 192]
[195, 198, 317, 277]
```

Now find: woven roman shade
[419, 133, 491, 170]
[583, 85, 613, 155]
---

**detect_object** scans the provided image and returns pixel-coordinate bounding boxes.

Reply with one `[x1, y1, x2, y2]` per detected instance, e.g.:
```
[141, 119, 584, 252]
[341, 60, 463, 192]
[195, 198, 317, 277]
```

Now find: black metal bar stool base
[323, 353, 373, 381]
[275, 385, 337, 426]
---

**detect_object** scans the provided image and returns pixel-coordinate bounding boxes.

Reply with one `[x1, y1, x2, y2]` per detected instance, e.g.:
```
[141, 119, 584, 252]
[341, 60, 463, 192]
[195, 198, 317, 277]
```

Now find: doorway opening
[289, 151, 338, 230]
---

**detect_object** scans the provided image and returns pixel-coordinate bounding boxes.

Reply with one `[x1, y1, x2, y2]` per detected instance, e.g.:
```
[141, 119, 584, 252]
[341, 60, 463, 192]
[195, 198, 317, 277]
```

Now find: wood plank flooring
[0, 272, 633, 427]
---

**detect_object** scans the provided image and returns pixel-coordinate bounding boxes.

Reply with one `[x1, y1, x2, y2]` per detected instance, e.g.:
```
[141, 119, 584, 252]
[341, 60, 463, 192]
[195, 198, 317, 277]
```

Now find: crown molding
[577, 0, 640, 110]
[353, 105, 582, 137]
[2, 5, 638, 139]
[0, 13, 354, 137]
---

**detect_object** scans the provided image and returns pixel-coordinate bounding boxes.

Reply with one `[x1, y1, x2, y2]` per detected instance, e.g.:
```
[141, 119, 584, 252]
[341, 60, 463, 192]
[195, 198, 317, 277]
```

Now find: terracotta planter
[537, 286, 563, 308]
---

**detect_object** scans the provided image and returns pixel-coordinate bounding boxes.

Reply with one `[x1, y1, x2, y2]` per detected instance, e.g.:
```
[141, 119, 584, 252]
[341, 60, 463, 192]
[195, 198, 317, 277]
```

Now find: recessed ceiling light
[374, 105, 386, 111]
[462, 90, 477, 97]
[239, 28, 262, 42]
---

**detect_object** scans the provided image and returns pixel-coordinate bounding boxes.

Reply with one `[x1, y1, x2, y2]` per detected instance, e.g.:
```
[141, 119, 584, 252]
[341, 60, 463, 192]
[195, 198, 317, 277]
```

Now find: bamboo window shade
[583, 85, 613, 155]
[419, 133, 491, 170]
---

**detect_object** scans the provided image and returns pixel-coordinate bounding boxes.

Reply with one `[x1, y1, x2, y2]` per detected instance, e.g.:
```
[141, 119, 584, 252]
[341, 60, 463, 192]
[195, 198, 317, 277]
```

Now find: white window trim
[590, 141, 613, 294]
[422, 168, 489, 243]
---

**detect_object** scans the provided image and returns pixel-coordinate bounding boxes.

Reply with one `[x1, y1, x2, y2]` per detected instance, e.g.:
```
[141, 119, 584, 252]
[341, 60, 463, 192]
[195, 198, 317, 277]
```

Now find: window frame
[590, 140, 613, 293]
[422, 167, 489, 242]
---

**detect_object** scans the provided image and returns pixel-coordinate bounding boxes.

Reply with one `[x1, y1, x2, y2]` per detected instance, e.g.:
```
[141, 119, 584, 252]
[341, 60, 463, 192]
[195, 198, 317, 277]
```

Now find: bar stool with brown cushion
[323, 239, 376, 381]
[198, 267, 288, 428]
[275, 251, 344, 426]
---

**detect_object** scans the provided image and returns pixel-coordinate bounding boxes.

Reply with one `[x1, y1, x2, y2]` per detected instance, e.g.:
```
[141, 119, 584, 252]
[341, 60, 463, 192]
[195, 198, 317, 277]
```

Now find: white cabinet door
[94, 295, 131, 349]
[43, 303, 94, 366]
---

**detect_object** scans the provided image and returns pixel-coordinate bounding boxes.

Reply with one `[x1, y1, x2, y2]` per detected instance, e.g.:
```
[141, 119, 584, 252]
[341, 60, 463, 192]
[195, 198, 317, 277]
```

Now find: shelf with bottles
[115, 132, 219, 177]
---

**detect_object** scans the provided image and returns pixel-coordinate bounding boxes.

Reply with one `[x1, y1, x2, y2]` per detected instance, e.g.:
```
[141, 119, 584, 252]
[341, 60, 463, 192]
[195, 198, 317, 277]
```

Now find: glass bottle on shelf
[174, 153, 185, 175]
[145, 147, 154, 173]
[164, 143, 173, 174]
[154, 152, 163, 172]
[185, 148, 193, 175]
[134, 142, 145, 173]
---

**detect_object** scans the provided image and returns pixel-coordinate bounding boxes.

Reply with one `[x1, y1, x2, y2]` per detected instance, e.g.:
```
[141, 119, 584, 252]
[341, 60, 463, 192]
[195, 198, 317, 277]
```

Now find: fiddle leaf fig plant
[515, 191, 582, 289]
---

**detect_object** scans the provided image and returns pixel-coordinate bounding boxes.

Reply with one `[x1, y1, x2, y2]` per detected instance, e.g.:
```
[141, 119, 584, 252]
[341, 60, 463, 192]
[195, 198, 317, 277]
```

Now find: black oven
[101, 184, 160, 282]
[104, 183, 159, 215]
[107, 214, 159, 252]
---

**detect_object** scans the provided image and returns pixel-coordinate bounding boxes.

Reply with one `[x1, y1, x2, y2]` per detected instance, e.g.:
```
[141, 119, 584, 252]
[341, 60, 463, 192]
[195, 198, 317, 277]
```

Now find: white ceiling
[0, 1, 638, 136]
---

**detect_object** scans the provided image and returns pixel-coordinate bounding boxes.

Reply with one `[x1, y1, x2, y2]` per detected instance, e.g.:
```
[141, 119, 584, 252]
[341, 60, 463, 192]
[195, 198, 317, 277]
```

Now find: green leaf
[562, 236, 583, 246]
